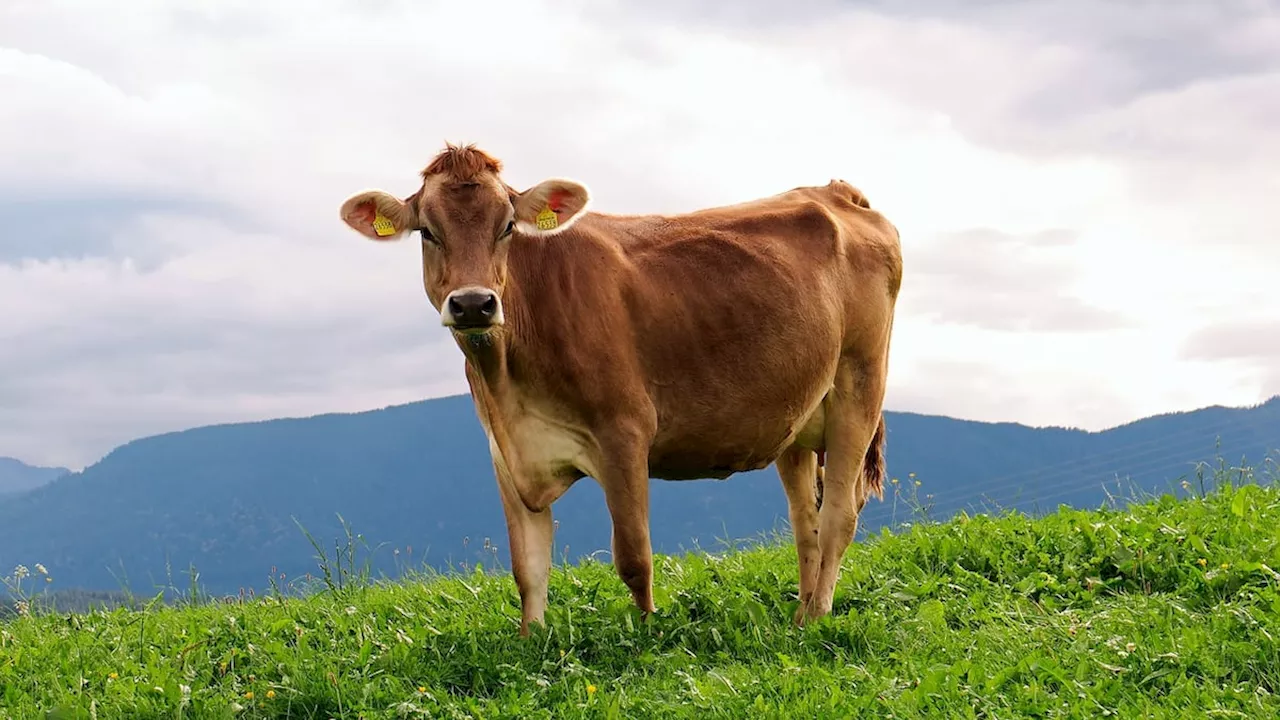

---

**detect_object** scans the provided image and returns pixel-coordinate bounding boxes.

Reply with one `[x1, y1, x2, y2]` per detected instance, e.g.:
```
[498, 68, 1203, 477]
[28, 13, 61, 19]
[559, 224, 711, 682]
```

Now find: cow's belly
[646, 381, 830, 481]
[495, 394, 826, 489]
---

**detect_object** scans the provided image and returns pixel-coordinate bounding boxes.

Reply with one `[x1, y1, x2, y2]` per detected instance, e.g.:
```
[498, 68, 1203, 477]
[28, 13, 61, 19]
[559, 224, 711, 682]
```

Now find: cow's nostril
[481, 294, 497, 316]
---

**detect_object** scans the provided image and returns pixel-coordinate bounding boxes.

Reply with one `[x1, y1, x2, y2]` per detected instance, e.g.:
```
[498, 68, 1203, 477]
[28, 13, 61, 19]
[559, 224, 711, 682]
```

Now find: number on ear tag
[372, 213, 396, 237]
[535, 207, 558, 231]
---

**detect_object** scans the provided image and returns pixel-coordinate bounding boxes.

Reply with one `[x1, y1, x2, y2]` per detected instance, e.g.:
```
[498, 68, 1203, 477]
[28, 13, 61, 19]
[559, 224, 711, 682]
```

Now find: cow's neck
[457, 330, 508, 386]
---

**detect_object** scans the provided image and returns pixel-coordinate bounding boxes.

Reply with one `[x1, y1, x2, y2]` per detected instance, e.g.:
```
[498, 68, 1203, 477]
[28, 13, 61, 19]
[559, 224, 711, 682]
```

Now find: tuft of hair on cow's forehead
[420, 143, 504, 184]
[411, 144, 517, 228]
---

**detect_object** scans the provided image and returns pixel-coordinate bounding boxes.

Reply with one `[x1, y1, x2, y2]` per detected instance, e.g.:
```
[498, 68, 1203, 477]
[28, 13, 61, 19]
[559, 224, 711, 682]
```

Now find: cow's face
[340, 146, 590, 336]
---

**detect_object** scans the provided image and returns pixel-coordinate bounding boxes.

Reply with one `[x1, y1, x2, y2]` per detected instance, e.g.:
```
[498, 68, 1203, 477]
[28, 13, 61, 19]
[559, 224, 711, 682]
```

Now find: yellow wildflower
[266, 690, 276, 699]
[587, 684, 597, 695]
[244, 691, 254, 700]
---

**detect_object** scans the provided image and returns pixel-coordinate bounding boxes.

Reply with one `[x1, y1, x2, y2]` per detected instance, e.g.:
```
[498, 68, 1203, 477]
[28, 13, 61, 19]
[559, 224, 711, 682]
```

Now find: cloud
[1183, 321, 1280, 364]
[902, 228, 1129, 333]
[1, 0, 1278, 468]
[1180, 320, 1280, 399]
[0, 212, 460, 465]
[686, 1, 1280, 146]
[0, 195, 232, 263]
[885, 356, 1137, 432]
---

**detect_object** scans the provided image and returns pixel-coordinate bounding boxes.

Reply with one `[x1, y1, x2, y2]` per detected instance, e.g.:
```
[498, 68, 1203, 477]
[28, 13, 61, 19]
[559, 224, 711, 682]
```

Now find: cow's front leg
[492, 458, 573, 636]
[493, 459, 554, 635]
[597, 436, 657, 616]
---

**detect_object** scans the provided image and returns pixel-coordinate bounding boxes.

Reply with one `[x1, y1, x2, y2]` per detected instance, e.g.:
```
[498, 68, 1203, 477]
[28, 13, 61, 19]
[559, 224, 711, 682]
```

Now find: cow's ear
[513, 179, 591, 236]
[340, 190, 415, 241]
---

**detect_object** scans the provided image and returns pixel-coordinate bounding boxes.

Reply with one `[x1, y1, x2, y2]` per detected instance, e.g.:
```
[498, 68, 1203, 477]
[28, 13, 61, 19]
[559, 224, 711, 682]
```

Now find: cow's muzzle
[442, 286, 503, 332]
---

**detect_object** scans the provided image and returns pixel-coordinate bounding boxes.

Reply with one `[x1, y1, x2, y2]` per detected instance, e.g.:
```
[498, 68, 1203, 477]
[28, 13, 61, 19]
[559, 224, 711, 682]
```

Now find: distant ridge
[0, 456, 69, 497]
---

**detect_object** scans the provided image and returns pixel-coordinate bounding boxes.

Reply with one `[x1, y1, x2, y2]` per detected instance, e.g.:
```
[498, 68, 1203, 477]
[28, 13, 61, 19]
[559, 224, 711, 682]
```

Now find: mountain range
[2, 394, 1277, 599]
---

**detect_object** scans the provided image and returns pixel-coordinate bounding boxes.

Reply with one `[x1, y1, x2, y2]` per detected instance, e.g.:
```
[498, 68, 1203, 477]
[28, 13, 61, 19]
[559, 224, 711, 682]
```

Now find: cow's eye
[500, 220, 515, 239]
[420, 228, 440, 246]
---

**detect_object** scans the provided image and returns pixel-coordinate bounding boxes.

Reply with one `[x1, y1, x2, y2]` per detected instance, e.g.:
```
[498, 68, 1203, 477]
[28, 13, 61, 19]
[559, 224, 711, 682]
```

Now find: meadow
[3, 464, 1279, 719]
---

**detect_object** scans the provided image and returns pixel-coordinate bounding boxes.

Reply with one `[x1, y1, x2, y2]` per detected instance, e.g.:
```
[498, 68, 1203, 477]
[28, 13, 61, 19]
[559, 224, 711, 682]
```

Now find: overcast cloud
[2, 0, 1277, 469]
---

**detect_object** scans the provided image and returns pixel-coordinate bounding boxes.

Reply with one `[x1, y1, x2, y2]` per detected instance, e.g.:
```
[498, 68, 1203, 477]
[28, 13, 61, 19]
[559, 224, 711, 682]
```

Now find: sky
[2, 0, 1278, 470]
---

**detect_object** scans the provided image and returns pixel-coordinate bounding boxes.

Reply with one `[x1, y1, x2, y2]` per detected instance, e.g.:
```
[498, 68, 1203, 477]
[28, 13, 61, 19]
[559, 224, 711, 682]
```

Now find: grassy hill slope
[3, 467, 1278, 718]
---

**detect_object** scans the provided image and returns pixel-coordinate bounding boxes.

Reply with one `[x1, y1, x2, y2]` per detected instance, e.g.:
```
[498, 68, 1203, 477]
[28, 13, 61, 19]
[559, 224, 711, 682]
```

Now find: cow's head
[339, 144, 590, 335]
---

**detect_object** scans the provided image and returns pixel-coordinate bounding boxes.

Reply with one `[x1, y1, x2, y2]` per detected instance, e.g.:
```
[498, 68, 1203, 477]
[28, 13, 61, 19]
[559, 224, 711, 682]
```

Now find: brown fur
[339, 144, 903, 634]
[420, 143, 504, 183]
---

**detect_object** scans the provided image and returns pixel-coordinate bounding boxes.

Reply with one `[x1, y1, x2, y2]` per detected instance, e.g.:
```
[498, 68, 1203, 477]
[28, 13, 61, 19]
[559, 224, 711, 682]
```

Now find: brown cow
[339, 143, 903, 635]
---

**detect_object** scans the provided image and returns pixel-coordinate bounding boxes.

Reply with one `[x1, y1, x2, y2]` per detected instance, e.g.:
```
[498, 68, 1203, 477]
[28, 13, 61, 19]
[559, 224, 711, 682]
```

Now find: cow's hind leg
[777, 445, 821, 622]
[799, 358, 888, 624]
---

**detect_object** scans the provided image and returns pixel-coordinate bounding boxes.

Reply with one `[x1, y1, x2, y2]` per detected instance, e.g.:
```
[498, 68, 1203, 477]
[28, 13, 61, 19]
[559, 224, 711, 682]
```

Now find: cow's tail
[862, 414, 887, 501]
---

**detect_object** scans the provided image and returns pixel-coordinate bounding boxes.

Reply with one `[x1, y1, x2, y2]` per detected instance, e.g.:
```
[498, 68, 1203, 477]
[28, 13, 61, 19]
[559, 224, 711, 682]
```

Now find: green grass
[4, 468, 1280, 719]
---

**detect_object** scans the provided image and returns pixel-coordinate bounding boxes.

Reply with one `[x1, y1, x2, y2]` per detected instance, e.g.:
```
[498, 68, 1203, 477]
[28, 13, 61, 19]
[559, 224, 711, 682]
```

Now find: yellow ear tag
[372, 213, 396, 237]
[535, 207, 558, 231]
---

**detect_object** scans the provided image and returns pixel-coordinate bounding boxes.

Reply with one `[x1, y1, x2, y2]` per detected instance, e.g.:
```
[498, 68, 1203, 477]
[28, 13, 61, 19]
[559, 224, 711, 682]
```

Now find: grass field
[3, 465, 1279, 718]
